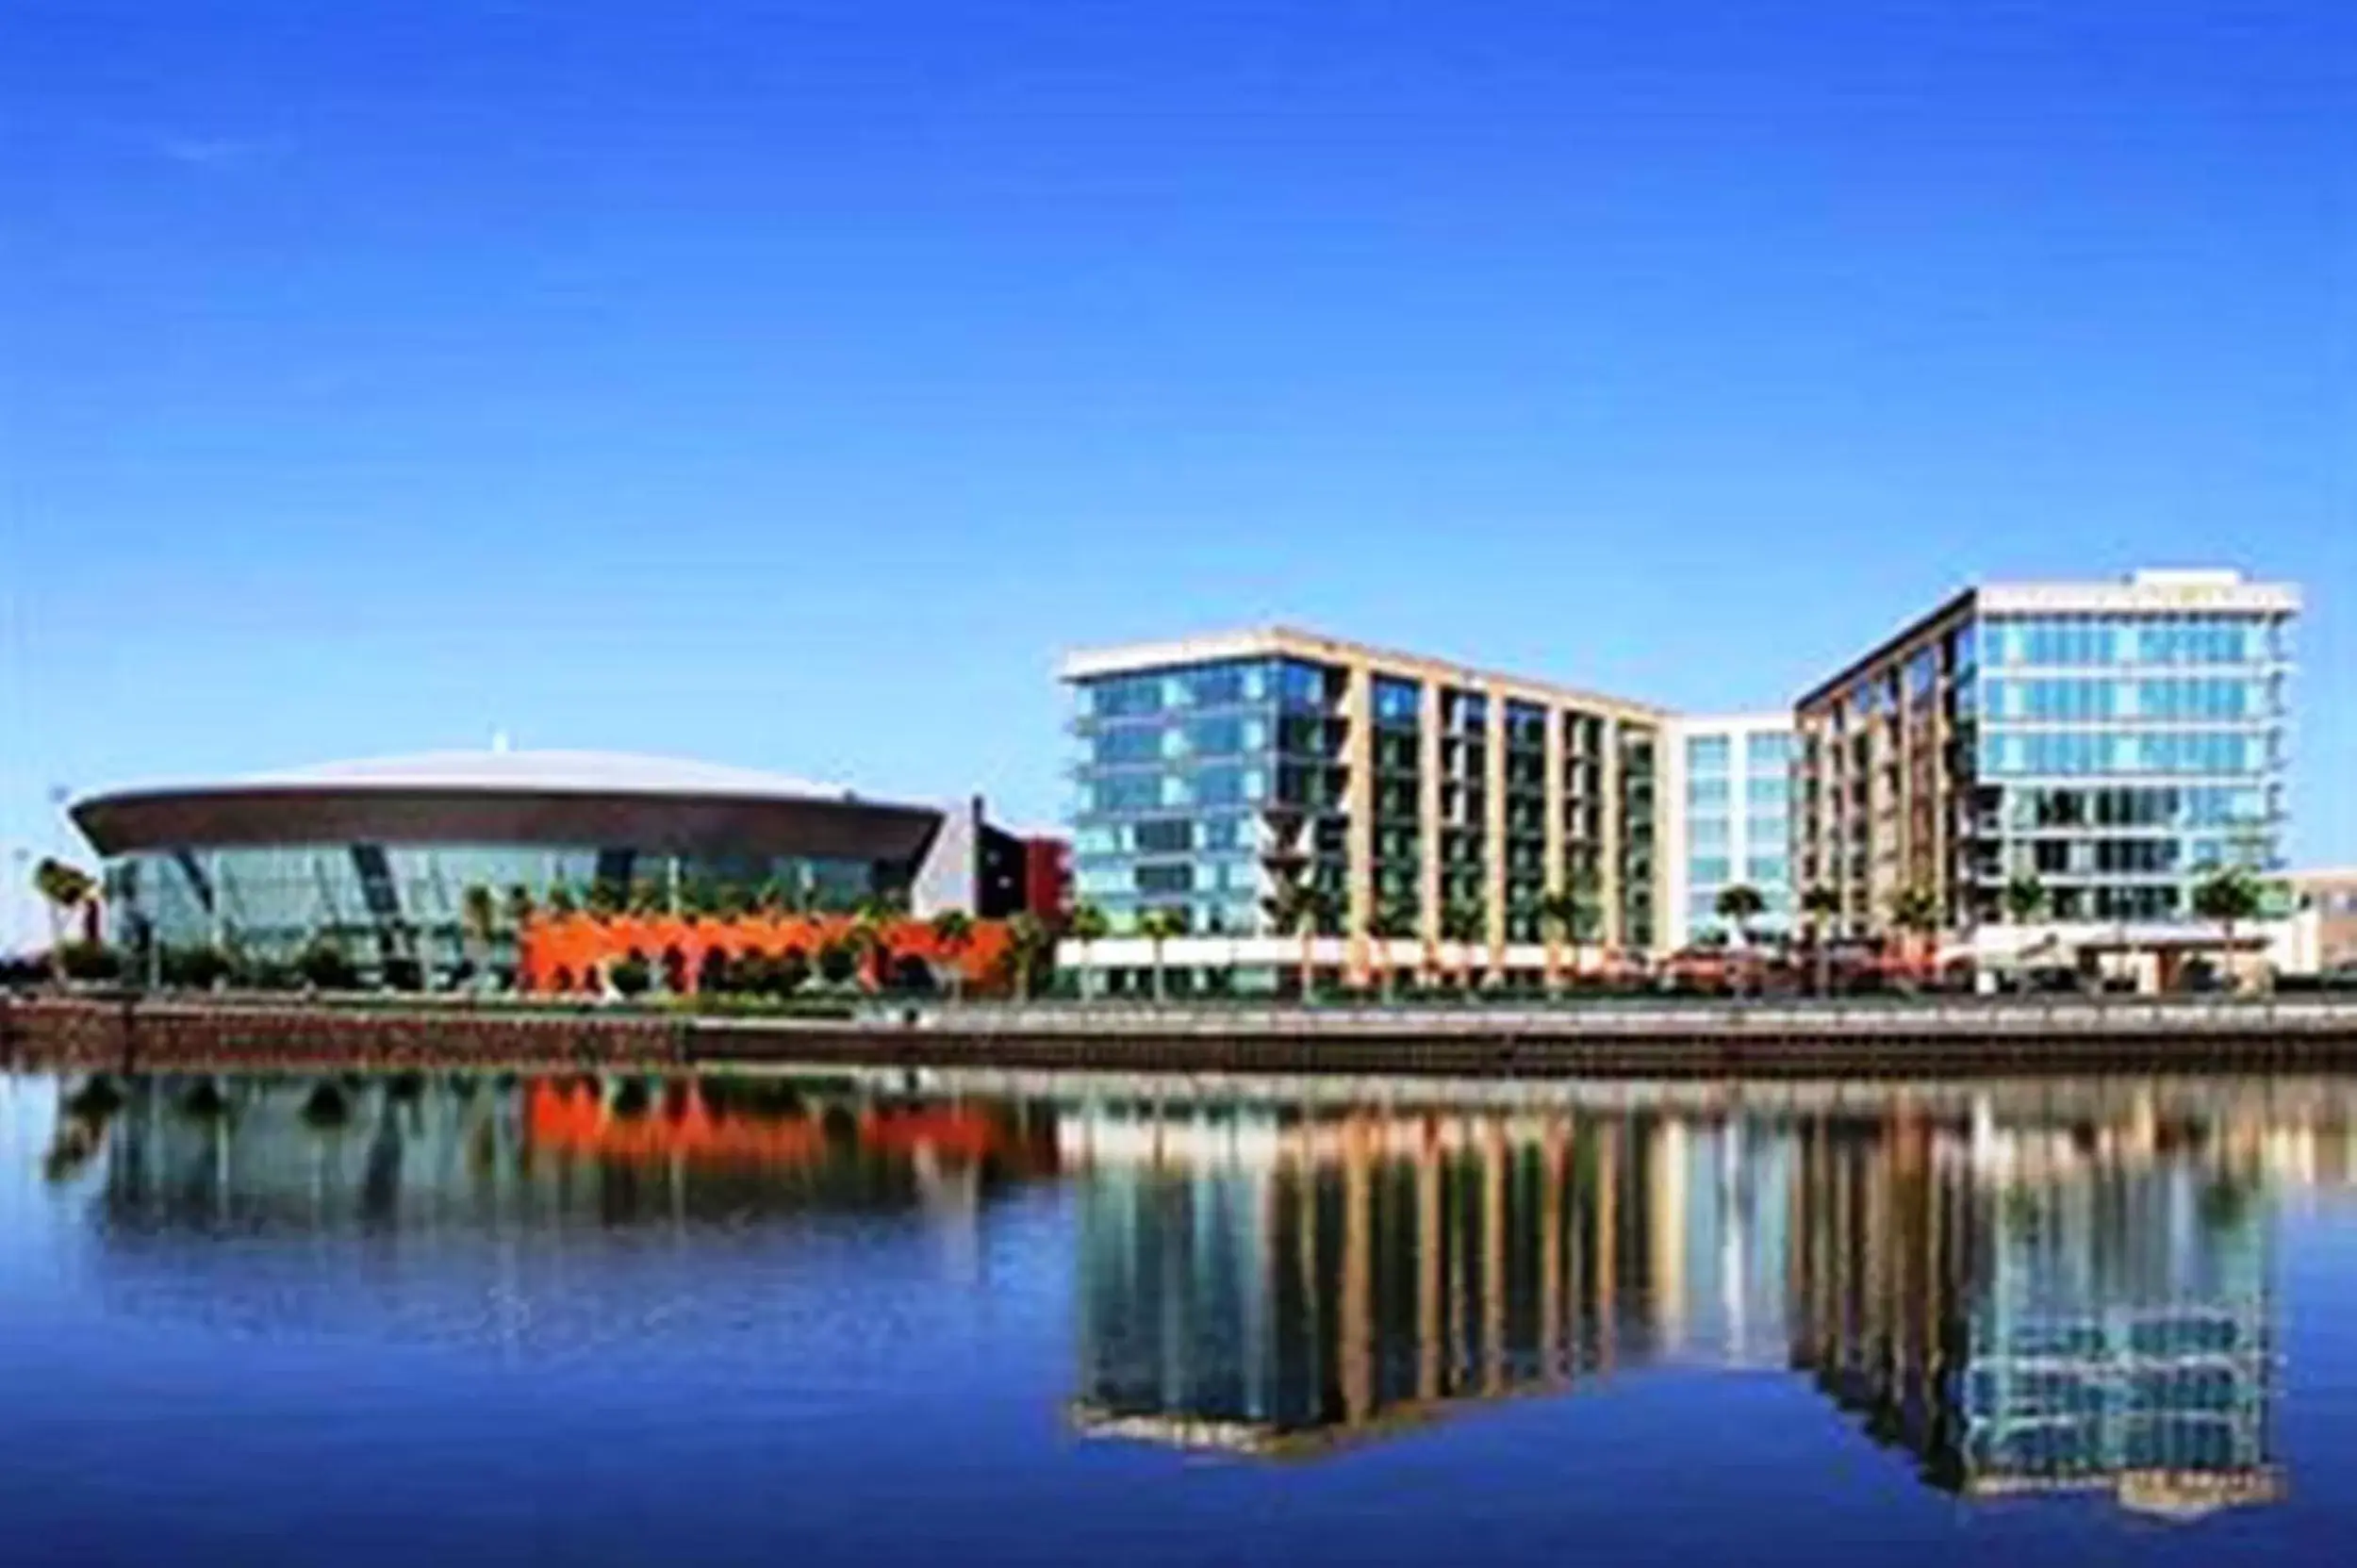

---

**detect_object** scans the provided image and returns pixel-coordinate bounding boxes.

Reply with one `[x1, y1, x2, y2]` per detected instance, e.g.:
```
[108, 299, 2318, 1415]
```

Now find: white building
[1662, 714, 1795, 950]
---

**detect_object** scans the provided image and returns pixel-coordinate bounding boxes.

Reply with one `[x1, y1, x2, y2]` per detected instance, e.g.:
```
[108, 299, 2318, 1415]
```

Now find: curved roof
[238, 750, 852, 801]
[70, 750, 943, 863]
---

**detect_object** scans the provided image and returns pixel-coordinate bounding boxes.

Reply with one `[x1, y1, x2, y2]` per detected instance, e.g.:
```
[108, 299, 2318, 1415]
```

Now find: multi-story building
[1794, 569, 2299, 948]
[1663, 714, 1795, 949]
[1062, 628, 1666, 995]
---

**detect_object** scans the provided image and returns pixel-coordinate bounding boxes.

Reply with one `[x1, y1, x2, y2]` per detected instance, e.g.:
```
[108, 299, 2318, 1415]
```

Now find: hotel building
[1663, 714, 1796, 949]
[1793, 569, 2299, 946]
[1062, 628, 1666, 994]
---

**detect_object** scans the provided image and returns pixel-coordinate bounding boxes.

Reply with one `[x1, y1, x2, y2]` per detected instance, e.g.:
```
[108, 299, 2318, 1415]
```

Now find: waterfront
[8, 1068, 2357, 1563]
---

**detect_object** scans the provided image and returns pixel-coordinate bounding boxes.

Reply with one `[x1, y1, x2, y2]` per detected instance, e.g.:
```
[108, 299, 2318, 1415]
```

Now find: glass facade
[1071, 656, 1343, 935]
[1678, 721, 1793, 945]
[104, 844, 893, 977]
[1970, 609, 2289, 922]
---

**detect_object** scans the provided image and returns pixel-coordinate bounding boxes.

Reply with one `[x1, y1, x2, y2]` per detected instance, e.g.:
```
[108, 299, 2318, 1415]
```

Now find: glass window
[1133, 818, 1192, 854]
[1746, 775, 1788, 806]
[1689, 856, 1731, 887]
[1747, 853, 1789, 886]
[1688, 778, 1730, 808]
[1686, 736, 1731, 774]
[1745, 732, 1791, 769]
[1688, 819, 1729, 850]
[1373, 676, 1422, 725]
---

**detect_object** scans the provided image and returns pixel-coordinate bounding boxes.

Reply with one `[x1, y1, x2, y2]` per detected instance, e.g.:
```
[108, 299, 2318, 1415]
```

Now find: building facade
[1063, 628, 1666, 994]
[1663, 714, 1795, 949]
[1794, 570, 2299, 945]
[71, 750, 1027, 984]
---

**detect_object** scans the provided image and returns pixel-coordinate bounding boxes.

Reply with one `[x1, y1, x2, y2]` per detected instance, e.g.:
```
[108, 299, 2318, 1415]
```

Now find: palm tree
[32, 858, 96, 983]
[1888, 884, 1944, 986]
[1137, 907, 1187, 1004]
[1441, 898, 1485, 990]
[1067, 902, 1110, 1000]
[1799, 884, 1842, 996]
[2003, 872, 2049, 927]
[1005, 912, 1052, 1004]
[547, 883, 580, 916]
[848, 908, 890, 992]
[929, 909, 975, 1002]
[1714, 883, 1767, 949]
[1536, 890, 1580, 994]
[460, 884, 499, 982]
[2193, 867, 2266, 990]
[1368, 896, 1417, 1001]
[1262, 881, 1336, 1000]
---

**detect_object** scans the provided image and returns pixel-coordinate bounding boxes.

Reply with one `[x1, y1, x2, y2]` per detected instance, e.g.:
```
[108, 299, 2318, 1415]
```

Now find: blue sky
[3, 0, 2350, 949]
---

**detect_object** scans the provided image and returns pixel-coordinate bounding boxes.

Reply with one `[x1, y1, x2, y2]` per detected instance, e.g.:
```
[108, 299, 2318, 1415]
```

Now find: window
[1746, 775, 1788, 806]
[1688, 778, 1730, 808]
[1746, 733, 1791, 769]
[1687, 736, 1731, 774]
[1134, 819, 1193, 854]
[1689, 819, 1730, 850]
[1135, 865, 1194, 894]
[1689, 856, 1730, 886]
[1093, 726, 1163, 766]
[1373, 676, 1422, 725]
[1747, 853, 1789, 886]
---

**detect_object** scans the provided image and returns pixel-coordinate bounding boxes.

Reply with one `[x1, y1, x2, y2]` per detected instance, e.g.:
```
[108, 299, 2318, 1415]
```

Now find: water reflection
[32, 1070, 2343, 1519]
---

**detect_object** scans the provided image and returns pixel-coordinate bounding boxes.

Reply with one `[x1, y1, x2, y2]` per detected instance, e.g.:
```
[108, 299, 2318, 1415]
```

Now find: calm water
[8, 1068, 2357, 1565]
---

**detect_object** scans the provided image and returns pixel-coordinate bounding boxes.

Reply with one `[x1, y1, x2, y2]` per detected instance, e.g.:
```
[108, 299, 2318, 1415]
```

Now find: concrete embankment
[9, 994, 2357, 1079]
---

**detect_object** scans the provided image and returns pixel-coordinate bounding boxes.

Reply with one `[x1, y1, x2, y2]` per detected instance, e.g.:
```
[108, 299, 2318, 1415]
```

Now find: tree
[32, 857, 97, 983]
[546, 883, 578, 916]
[1367, 896, 1418, 1001]
[1137, 907, 1187, 1004]
[1714, 884, 1767, 948]
[848, 910, 891, 992]
[1888, 885, 1945, 986]
[697, 945, 734, 996]
[1262, 881, 1336, 1000]
[1800, 885, 1842, 997]
[610, 950, 652, 999]
[2003, 873, 2049, 926]
[460, 884, 500, 981]
[929, 909, 975, 1002]
[817, 936, 860, 988]
[1441, 898, 1485, 988]
[1536, 890, 1581, 994]
[297, 940, 357, 992]
[2193, 867, 2267, 989]
[1067, 902, 1110, 1000]
[1005, 912, 1053, 1004]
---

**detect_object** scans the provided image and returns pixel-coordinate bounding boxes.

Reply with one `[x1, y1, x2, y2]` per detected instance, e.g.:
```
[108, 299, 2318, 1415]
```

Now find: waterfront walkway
[9, 992, 2357, 1078]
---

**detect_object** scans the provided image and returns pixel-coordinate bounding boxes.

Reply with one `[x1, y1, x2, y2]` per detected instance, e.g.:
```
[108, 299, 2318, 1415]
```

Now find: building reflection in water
[41, 1070, 2325, 1515]
[1059, 1090, 2291, 1516]
[81, 1074, 1061, 1239]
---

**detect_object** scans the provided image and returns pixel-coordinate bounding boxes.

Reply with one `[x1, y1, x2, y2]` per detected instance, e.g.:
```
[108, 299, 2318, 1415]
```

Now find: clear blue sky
[3, 1, 2350, 949]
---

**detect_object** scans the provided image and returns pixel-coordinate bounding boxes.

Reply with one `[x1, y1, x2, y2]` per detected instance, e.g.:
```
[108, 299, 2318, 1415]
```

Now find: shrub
[610, 952, 652, 999]
[817, 940, 858, 987]
[298, 943, 358, 991]
[58, 942, 123, 983]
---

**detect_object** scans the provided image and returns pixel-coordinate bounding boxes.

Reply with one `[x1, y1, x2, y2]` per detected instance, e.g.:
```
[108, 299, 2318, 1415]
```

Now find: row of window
[1982, 676, 2281, 724]
[1979, 729, 2278, 778]
[1996, 784, 2274, 831]
[1689, 776, 1791, 808]
[1685, 815, 1792, 850]
[1085, 766, 1270, 813]
[1688, 855, 1792, 889]
[1683, 733, 1793, 775]
[1075, 858, 1261, 898]
[1072, 816, 1260, 856]
[1079, 659, 1334, 719]
[1983, 614, 2283, 669]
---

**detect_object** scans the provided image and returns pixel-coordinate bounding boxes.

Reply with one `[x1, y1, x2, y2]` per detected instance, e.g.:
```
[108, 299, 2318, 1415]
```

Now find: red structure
[518, 912, 1014, 997]
[1020, 835, 1072, 918]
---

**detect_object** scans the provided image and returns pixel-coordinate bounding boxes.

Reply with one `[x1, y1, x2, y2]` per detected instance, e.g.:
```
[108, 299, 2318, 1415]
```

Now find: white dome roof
[237, 750, 855, 802]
